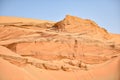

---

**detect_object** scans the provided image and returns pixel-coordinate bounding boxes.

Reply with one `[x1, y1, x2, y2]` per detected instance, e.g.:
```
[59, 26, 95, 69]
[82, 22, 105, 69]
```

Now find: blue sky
[0, 0, 120, 33]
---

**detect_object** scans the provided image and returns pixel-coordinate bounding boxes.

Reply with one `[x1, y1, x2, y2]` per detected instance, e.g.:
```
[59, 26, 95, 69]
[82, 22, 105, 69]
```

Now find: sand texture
[0, 15, 120, 80]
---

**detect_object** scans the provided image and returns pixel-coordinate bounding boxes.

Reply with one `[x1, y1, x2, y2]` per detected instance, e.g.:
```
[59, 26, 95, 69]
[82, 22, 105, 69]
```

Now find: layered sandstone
[0, 15, 120, 80]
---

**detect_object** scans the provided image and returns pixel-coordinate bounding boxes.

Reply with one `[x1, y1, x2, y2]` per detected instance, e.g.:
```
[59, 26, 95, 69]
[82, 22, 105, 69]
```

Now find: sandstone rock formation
[0, 15, 120, 80]
[52, 15, 110, 39]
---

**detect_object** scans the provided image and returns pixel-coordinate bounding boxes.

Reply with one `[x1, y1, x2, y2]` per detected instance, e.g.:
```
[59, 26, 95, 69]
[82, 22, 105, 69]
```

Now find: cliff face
[0, 15, 120, 80]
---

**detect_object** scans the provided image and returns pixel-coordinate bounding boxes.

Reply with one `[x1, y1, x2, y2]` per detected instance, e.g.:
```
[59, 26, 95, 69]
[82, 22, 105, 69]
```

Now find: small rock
[68, 60, 79, 66]
[43, 63, 60, 70]
[61, 65, 72, 71]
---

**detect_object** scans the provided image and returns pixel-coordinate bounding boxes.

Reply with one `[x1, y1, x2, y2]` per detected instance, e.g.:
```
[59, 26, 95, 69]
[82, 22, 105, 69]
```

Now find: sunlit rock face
[0, 16, 120, 80]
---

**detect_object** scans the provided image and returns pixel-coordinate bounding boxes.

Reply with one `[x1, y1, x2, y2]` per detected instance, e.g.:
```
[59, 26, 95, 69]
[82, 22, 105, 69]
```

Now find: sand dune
[0, 45, 119, 80]
[0, 16, 54, 23]
[0, 15, 120, 80]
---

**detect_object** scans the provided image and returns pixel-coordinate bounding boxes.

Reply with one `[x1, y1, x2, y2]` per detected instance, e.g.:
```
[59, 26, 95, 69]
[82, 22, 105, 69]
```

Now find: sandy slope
[0, 52, 119, 80]
[23, 57, 120, 80]
[0, 16, 54, 23]
[0, 45, 119, 80]
[0, 15, 120, 80]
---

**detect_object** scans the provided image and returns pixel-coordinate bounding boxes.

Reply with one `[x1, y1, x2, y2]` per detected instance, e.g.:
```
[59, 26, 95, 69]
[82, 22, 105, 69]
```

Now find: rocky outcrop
[43, 63, 61, 70]
[0, 54, 89, 71]
[0, 15, 120, 72]
[52, 15, 110, 39]
[0, 54, 27, 66]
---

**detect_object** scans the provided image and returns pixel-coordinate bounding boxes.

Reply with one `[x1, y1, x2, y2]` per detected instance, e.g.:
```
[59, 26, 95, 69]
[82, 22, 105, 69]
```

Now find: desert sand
[0, 15, 120, 80]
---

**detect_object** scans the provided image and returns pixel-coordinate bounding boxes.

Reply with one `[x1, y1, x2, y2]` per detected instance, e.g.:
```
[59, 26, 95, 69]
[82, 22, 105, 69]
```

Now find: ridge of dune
[0, 16, 54, 23]
[0, 46, 21, 57]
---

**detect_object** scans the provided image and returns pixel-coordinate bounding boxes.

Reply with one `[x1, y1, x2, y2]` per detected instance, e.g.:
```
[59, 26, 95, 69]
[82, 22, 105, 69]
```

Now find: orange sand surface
[0, 15, 120, 80]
